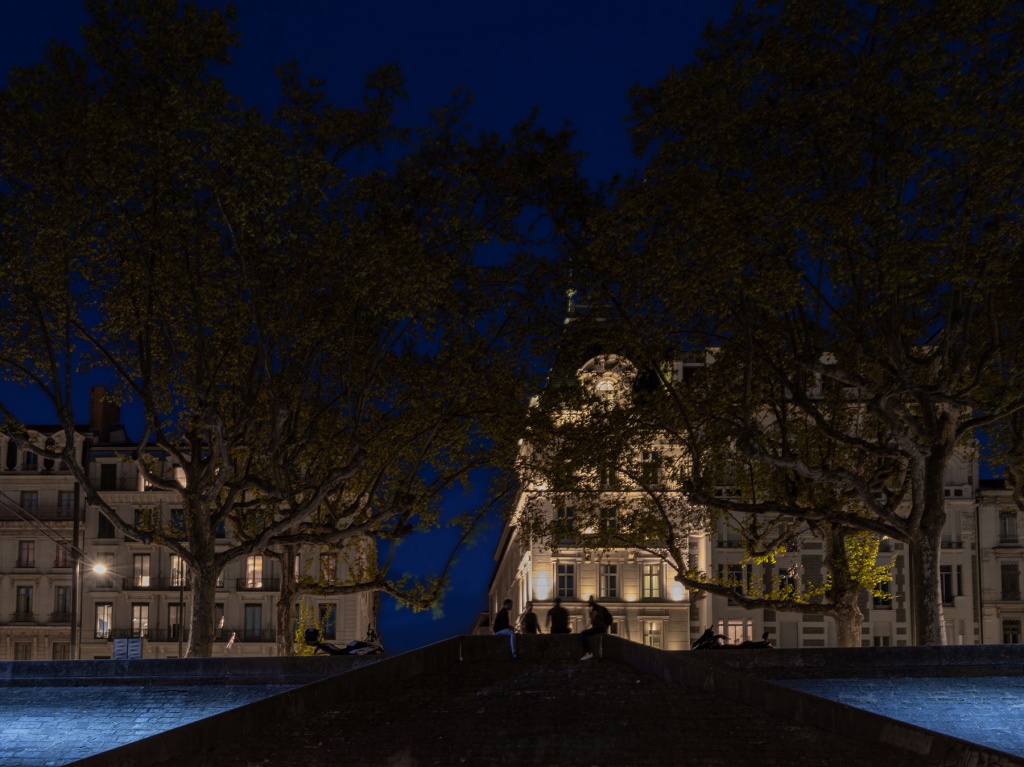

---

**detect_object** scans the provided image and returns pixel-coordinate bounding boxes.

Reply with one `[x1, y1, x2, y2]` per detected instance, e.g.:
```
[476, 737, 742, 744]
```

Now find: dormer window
[596, 379, 616, 399]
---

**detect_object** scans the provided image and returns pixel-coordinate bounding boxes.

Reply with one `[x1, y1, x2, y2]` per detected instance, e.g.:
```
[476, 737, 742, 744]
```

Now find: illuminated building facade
[0, 391, 373, 660]
[489, 354, 1023, 650]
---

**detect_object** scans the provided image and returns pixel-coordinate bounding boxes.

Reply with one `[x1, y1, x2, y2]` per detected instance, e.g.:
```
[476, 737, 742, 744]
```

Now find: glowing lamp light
[626, 594, 636, 602]
[670, 581, 686, 601]
[92, 563, 108, 575]
[534, 570, 552, 601]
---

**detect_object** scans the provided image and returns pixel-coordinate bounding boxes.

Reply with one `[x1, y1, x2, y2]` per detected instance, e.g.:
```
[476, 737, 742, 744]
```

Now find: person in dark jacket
[546, 597, 570, 634]
[580, 596, 610, 660]
[518, 601, 541, 634]
[493, 598, 518, 658]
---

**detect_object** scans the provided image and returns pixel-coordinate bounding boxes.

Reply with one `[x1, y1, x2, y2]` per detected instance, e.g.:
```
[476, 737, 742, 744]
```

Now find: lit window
[556, 563, 575, 598]
[170, 555, 187, 587]
[246, 556, 264, 589]
[599, 565, 618, 599]
[131, 603, 149, 638]
[642, 564, 661, 599]
[133, 554, 151, 588]
[95, 603, 113, 639]
[643, 620, 663, 649]
[595, 379, 615, 399]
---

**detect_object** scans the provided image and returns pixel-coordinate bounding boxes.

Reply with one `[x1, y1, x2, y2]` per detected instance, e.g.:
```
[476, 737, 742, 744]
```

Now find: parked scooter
[691, 627, 773, 650]
[304, 627, 385, 656]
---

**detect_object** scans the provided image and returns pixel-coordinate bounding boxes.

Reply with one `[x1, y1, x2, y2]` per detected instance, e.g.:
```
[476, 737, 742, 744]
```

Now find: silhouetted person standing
[546, 597, 570, 634]
[518, 601, 541, 634]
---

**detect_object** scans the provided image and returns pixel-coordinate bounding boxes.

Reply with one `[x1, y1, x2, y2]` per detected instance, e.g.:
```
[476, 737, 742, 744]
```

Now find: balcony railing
[999, 535, 1020, 545]
[147, 627, 190, 643]
[228, 628, 276, 643]
[15, 559, 35, 568]
[123, 577, 192, 591]
[235, 578, 281, 592]
[0, 506, 76, 522]
[940, 540, 963, 549]
[11, 612, 35, 623]
[49, 611, 72, 624]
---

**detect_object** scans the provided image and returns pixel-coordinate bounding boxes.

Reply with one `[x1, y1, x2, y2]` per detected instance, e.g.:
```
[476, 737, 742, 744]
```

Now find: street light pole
[178, 556, 184, 658]
[69, 483, 81, 660]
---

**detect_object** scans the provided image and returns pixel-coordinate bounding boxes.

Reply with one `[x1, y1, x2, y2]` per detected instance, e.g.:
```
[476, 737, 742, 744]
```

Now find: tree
[516, 326, 893, 647]
[577, 0, 1024, 644]
[0, 0, 579, 655]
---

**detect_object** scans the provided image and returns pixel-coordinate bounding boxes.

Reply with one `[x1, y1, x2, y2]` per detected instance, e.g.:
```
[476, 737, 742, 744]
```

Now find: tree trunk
[823, 525, 863, 648]
[274, 547, 298, 657]
[184, 499, 218, 658]
[906, 451, 949, 646]
[186, 558, 219, 657]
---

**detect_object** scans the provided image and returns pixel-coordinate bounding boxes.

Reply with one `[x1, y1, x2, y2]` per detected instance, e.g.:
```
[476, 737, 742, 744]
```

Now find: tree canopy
[561, 0, 1024, 644]
[0, 0, 581, 655]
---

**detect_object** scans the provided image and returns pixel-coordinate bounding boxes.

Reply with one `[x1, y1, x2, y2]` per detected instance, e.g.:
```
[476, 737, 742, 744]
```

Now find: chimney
[90, 385, 121, 438]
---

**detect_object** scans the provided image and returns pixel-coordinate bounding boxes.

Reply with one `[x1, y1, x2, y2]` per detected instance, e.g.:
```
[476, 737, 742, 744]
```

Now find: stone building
[0, 391, 374, 660]
[489, 353, 1023, 650]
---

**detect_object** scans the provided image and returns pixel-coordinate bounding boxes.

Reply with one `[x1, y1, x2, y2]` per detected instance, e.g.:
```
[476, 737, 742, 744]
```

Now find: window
[57, 490, 75, 513]
[17, 540, 35, 567]
[23, 452, 38, 471]
[556, 563, 575, 598]
[778, 566, 798, 592]
[244, 604, 263, 641]
[598, 464, 619, 489]
[319, 552, 337, 586]
[939, 565, 962, 605]
[1001, 563, 1021, 601]
[642, 620, 663, 649]
[1004, 619, 1022, 644]
[642, 564, 662, 599]
[21, 491, 39, 511]
[133, 553, 151, 588]
[95, 603, 113, 639]
[640, 451, 662, 486]
[555, 506, 575, 537]
[100, 464, 117, 490]
[245, 556, 264, 589]
[52, 643, 70, 660]
[319, 603, 337, 640]
[131, 603, 149, 638]
[54, 586, 71, 620]
[54, 545, 72, 568]
[170, 510, 186, 540]
[1000, 512, 1019, 544]
[599, 507, 618, 532]
[14, 642, 32, 660]
[873, 581, 892, 609]
[97, 514, 116, 538]
[169, 603, 185, 640]
[595, 379, 616, 399]
[170, 554, 187, 587]
[873, 636, 891, 647]
[599, 565, 618, 599]
[15, 586, 33, 618]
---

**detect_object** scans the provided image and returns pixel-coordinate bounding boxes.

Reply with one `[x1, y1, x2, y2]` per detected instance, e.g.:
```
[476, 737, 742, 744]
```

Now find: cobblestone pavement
[179, 657, 936, 767]
[0, 685, 295, 767]
[779, 677, 1024, 759]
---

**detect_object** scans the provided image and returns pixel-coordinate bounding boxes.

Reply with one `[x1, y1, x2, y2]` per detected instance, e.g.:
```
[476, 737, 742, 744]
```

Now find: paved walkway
[177, 657, 935, 767]
[779, 677, 1024, 759]
[0, 685, 295, 767]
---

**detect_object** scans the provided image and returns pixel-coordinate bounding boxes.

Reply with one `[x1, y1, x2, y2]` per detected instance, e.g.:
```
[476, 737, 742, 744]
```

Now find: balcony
[229, 628, 276, 643]
[49, 611, 72, 624]
[0, 506, 75, 522]
[147, 627, 190, 643]
[235, 578, 280, 592]
[11, 612, 36, 623]
[940, 540, 964, 549]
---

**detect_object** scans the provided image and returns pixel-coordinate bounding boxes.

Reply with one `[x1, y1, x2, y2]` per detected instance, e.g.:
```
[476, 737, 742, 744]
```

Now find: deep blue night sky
[1, 0, 734, 652]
